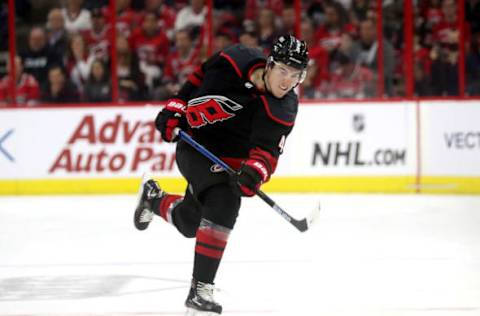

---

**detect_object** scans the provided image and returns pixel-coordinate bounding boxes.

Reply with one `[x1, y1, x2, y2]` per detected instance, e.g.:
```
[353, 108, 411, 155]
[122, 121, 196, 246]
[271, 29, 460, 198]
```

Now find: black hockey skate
[185, 279, 222, 315]
[133, 178, 165, 231]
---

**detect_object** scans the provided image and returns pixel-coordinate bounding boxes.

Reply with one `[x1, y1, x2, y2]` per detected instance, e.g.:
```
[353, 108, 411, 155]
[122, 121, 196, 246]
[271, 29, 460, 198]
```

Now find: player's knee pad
[179, 226, 197, 238]
[172, 208, 199, 238]
[201, 184, 241, 229]
[171, 190, 202, 238]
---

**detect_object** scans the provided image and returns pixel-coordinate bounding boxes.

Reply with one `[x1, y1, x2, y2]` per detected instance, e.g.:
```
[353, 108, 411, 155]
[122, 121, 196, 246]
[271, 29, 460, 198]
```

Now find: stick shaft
[174, 128, 309, 231]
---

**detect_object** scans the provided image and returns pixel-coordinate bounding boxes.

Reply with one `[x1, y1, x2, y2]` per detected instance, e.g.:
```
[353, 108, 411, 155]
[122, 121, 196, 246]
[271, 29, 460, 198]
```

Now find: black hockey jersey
[176, 44, 298, 170]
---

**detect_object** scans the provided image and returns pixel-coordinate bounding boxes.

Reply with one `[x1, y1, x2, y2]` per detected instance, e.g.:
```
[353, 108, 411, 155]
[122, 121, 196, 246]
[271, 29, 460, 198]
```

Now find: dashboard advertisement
[0, 106, 179, 179]
[421, 101, 480, 176]
[1, 100, 479, 194]
[276, 102, 417, 176]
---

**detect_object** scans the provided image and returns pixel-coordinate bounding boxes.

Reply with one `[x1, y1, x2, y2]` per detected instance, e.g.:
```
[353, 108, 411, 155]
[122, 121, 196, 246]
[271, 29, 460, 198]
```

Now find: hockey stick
[173, 128, 320, 232]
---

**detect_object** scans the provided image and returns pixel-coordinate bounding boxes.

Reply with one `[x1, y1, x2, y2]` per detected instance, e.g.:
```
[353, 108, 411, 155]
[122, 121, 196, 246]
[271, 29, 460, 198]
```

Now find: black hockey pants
[172, 140, 241, 237]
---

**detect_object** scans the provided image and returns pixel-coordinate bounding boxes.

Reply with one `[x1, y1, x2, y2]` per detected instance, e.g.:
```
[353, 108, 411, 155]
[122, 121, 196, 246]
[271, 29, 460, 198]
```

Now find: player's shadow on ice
[0, 275, 188, 301]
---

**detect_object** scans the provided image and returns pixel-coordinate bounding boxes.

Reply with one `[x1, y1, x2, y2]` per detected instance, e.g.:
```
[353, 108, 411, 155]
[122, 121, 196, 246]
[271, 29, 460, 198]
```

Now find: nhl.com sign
[310, 112, 407, 168]
[311, 141, 407, 167]
[288, 103, 416, 176]
[49, 114, 176, 174]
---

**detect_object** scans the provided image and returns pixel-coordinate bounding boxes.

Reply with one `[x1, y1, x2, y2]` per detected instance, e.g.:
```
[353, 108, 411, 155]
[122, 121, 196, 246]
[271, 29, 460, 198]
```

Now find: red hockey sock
[157, 194, 183, 224]
[193, 219, 231, 283]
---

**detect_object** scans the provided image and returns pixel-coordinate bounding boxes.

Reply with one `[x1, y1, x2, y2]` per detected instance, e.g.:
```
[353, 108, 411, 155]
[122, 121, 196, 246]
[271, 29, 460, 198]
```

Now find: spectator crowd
[0, 0, 479, 106]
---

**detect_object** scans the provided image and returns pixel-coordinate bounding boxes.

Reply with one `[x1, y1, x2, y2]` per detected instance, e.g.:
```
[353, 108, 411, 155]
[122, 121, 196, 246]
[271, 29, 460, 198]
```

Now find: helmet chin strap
[262, 69, 272, 94]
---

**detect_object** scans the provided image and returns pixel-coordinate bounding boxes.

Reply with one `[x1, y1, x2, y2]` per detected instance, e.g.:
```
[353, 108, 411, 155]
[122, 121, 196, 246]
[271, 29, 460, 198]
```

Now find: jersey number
[278, 135, 286, 154]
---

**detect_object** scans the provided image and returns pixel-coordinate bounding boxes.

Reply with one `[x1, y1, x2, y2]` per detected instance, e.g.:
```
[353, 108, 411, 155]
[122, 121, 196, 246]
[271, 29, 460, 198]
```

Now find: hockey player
[134, 34, 308, 315]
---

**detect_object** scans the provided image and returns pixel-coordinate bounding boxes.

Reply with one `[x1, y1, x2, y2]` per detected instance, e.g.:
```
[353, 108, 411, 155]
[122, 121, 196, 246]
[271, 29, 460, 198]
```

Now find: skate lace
[146, 184, 163, 200]
[196, 282, 217, 303]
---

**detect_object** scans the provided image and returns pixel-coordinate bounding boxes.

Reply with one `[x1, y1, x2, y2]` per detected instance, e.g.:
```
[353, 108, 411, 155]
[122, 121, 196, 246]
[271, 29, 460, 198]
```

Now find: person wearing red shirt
[414, 34, 433, 77]
[81, 8, 112, 62]
[300, 18, 329, 99]
[0, 56, 40, 107]
[129, 11, 170, 93]
[113, 0, 140, 37]
[167, 29, 198, 78]
[130, 12, 170, 66]
[153, 29, 200, 100]
[428, 0, 471, 96]
[320, 51, 376, 99]
[422, 0, 443, 29]
[432, 0, 471, 46]
[139, 0, 177, 40]
[315, 2, 356, 53]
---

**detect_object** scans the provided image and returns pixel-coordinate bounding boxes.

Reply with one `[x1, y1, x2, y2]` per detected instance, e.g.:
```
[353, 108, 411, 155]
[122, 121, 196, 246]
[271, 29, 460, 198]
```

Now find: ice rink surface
[1, 193, 480, 316]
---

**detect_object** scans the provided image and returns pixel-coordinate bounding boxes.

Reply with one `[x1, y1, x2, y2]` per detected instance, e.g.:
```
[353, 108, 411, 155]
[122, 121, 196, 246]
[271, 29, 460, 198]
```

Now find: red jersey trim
[221, 157, 243, 170]
[247, 62, 266, 80]
[194, 65, 204, 77]
[187, 65, 204, 86]
[249, 147, 278, 174]
[187, 73, 202, 86]
[259, 96, 295, 127]
[220, 52, 242, 78]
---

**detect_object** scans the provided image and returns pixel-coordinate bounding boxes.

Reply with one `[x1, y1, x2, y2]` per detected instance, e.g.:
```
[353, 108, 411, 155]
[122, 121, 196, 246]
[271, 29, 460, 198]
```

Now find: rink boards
[0, 101, 479, 194]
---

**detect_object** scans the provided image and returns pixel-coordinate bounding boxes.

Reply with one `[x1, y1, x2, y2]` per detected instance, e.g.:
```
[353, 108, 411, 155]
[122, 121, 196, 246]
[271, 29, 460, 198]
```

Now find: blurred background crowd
[0, 0, 479, 106]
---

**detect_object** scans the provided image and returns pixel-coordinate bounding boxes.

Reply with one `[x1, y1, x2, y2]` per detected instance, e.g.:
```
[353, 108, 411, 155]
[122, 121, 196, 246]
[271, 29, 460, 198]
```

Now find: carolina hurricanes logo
[186, 95, 243, 128]
[210, 164, 225, 173]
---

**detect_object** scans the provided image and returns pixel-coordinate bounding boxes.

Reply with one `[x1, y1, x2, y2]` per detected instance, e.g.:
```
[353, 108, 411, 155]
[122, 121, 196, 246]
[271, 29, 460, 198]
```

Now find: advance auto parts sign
[49, 110, 176, 176]
[0, 106, 178, 179]
[280, 103, 417, 176]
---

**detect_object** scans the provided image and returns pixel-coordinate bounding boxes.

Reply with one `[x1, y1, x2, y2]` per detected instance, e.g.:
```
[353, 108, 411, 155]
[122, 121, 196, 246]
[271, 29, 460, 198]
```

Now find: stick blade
[296, 202, 321, 233]
[307, 202, 321, 227]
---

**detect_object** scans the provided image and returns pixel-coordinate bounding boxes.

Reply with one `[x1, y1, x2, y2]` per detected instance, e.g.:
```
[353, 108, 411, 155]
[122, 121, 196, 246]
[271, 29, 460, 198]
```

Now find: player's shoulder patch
[220, 44, 266, 80]
[259, 91, 298, 126]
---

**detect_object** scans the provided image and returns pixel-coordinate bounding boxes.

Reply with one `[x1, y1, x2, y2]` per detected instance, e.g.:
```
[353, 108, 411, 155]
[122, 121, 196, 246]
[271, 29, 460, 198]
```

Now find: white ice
[1, 193, 480, 316]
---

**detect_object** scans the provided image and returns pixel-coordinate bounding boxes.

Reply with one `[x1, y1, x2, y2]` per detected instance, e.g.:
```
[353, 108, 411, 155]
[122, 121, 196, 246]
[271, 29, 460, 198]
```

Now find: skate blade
[185, 307, 219, 316]
[135, 173, 154, 210]
[133, 173, 153, 230]
[136, 173, 150, 199]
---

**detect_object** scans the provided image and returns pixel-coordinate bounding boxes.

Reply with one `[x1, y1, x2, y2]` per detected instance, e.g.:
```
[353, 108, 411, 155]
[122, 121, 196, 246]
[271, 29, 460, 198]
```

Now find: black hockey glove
[155, 99, 188, 142]
[236, 160, 270, 197]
